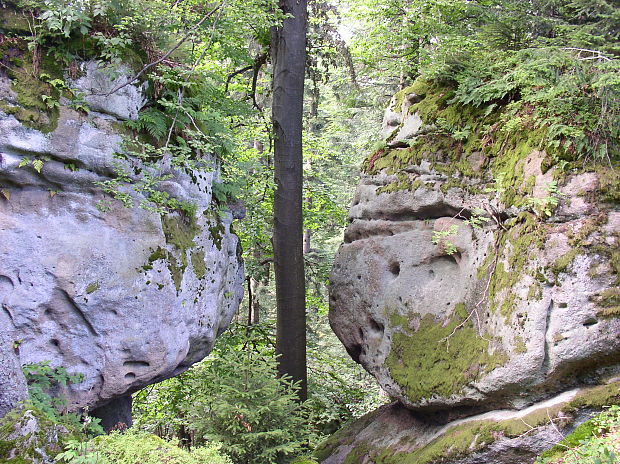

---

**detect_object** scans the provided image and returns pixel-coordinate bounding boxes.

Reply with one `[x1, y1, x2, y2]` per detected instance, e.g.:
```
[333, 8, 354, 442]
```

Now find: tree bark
[271, 0, 308, 401]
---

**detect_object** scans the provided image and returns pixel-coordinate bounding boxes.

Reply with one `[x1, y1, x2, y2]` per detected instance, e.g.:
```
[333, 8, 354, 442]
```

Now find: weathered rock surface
[325, 81, 620, 462]
[330, 90, 620, 412]
[0, 62, 244, 415]
[0, 406, 72, 463]
[0, 320, 27, 417]
[316, 382, 620, 464]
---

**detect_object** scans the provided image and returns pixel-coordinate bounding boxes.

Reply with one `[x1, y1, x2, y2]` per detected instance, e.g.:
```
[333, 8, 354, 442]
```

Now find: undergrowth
[536, 405, 620, 464]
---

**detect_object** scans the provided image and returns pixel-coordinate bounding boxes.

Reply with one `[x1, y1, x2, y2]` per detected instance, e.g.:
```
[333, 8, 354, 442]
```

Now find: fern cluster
[431, 47, 620, 161]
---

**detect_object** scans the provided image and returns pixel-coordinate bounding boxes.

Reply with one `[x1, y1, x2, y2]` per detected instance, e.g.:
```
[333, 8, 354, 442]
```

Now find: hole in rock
[346, 343, 363, 364]
[558, 302, 568, 308]
[123, 360, 150, 368]
[124, 373, 136, 381]
[431, 255, 460, 267]
[583, 317, 598, 327]
[389, 261, 401, 276]
[50, 339, 60, 347]
[369, 318, 385, 334]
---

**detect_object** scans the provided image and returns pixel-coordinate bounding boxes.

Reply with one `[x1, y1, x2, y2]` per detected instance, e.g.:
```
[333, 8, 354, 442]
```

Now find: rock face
[316, 382, 620, 464]
[325, 80, 620, 462]
[0, 62, 244, 415]
[0, 323, 27, 417]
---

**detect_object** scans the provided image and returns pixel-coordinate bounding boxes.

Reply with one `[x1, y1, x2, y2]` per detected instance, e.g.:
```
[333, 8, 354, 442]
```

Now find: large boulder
[329, 83, 620, 413]
[0, 60, 244, 414]
[315, 382, 620, 464]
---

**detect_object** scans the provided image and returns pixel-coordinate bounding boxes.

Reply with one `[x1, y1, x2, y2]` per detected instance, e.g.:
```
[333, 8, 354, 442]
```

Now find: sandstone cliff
[0, 8, 244, 424]
[324, 79, 620, 463]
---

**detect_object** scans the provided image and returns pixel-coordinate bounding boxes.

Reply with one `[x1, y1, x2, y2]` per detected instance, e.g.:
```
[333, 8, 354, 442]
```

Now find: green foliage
[536, 405, 620, 464]
[444, 48, 620, 161]
[187, 346, 307, 464]
[346, 0, 620, 84]
[8, 0, 284, 215]
[56, 440, 104, 464]
[431, 224, 459, 255]
[464, 208, 491, 229]
[22, 362, 104, 437]
[305, 345, 384, 438]
[526, 181, 562, 218]
[133, 320, 382, 463]
[90, 431, 232, 464]
[22, 362, 84, 418]
[18, 157, 46, 173]
[347, 1, 620, 165]
[135, 323, 310, 464]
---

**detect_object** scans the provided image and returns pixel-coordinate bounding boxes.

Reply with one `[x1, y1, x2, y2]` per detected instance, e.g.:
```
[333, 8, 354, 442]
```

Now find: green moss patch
[0, 404, 79, 463]
[85, 281, 100, 294]
[597, 166, 620, 204]
[141, 213, 213, 293]
[385, 303, 506, 403]
[481, 213, 547, 319]
[191, 249, 206, 279]
[376, 172, 425, 195]
[326, 383, 620, 464]
[362, 78, 564, 212]
[0, 25, 64, 133]
[160, 214, 200, 292]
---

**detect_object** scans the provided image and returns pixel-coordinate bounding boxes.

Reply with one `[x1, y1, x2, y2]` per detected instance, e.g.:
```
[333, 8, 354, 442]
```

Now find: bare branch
[561, 47, 612, 62]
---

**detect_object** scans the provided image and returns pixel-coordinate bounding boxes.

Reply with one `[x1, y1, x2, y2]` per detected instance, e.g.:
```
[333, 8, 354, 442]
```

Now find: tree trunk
[271, 0, 308, 401]
[303, 229, 311, 254]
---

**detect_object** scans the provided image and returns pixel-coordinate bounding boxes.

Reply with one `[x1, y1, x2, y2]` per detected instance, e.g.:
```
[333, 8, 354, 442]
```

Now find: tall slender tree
[271, 0, 309, 400]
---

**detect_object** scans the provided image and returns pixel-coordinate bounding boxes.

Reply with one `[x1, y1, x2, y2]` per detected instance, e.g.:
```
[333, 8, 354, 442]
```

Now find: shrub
[92, 431, 232, 464]
[184, 327, 310, 464]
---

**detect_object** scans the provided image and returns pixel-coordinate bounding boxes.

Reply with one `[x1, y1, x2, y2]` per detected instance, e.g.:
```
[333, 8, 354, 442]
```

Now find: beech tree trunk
[271, 0, 308, 401]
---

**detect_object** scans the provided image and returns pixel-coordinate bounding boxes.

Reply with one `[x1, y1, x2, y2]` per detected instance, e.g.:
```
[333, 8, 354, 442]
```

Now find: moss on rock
[320, 383, 620, 464]
[0, 404, 78, 463]
[385, 303, 506, 403]
[160, 213, 200, 292]
[0, 21, 64, 133]
[190, 249, 206, 279]
[478, 213, 547, 320]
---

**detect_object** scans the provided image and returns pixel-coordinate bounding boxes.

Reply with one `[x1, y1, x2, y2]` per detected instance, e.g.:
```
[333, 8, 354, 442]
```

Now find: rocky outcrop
[0, 58, 244, 416]
[316, 382, 620, 464]
[325, 80, 620, 462]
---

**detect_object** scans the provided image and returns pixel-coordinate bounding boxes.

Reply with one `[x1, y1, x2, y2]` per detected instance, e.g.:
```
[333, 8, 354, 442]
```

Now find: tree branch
[99, 3, 223, 97]
[251, 53, 268, 110]
[225, 64, 255, 93]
